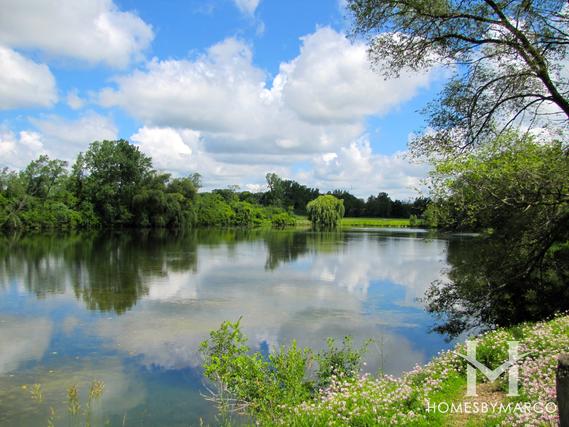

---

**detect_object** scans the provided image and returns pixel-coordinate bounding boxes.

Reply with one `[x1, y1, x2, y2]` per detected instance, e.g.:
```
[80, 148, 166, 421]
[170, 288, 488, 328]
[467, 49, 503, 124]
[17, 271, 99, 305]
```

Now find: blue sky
[0, 0, 445, 198]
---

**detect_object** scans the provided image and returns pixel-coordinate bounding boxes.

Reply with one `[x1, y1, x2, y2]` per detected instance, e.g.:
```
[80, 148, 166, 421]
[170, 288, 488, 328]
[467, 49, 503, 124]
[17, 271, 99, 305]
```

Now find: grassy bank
[341, 217, 414, 228]
[203, 315, 568, 426]
[273, 315, 568, 426]
[292, 216, 416, 228]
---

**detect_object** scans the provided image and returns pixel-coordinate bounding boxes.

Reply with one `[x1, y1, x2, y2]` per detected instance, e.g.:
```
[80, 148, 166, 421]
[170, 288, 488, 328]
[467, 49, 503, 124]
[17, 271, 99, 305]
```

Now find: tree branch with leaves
[348, 0, 569, 155]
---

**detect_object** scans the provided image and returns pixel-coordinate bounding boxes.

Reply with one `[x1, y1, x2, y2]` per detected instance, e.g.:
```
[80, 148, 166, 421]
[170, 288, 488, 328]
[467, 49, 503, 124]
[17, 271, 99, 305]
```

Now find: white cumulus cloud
[0, 0, 154, 68]
[66, 89, 85, 110]
[94, 27, 441, 196]
[1, 112, 118, 169]
[0, 46, 57, 110]
[129, 126, 290, 189]
[280, 27, 432, 123]
[131, 126, 196, 172]
[100, 27, 438, 159]
[0, 127, 46, 169]
[234, 0, 261, 15]
[29, 112, 118, 160]
[306, 138, 429, 199]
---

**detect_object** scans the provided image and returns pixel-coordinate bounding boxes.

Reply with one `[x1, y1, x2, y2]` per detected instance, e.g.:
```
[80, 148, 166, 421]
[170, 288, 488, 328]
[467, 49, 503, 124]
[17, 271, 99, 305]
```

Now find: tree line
[250, 172, 428, 218]
[0, 139, 425, 231]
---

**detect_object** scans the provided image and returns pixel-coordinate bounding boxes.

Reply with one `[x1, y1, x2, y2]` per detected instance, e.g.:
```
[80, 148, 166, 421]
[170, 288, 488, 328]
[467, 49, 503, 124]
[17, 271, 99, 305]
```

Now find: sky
[0, 0, 447, 199]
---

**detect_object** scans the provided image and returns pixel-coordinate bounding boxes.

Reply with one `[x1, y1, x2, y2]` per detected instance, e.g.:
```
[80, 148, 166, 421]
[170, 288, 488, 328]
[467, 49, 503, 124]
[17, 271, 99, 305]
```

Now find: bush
[271, 212, 296, 228]
[409, 214, 418, 227]
[231, 201, 255, 227]
[195, 193, 235, 226]
[315, 336, 370, 389]
[200, 319, 368, 423]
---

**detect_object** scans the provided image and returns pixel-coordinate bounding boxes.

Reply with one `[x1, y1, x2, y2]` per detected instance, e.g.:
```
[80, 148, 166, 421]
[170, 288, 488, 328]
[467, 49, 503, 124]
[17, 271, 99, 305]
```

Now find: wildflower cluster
[274, 314, 569, 426]
[499, 314, 569, 426]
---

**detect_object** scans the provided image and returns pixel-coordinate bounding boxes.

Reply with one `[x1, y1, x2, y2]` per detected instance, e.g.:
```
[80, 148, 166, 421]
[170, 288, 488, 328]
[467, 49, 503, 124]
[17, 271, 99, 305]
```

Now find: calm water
[0, 228, 469, 426]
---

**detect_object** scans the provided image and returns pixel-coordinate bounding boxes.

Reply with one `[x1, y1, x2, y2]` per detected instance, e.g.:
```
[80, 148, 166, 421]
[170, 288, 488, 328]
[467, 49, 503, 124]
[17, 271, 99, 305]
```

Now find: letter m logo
[457, 340, 529, 397]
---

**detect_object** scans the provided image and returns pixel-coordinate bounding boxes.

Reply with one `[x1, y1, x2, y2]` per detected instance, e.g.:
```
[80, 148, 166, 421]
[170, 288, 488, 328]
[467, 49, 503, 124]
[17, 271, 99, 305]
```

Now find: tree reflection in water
[0, 230, 199, 314]
[425, 235, 569, 338]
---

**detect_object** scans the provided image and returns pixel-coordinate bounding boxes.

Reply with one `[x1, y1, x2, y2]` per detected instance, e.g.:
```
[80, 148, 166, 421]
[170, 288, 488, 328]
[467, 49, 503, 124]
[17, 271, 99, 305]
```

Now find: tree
[390, 200, 409, 218]
[423, 133, 569, 335]
[282, 180, 320, 213]
[349, 0, 569, 155]
[0, 168, 26, 229]
[366, 192, 393, 217]
[167, 176, 198, 203]
[331, 190, 366, 217]
[265, 173, 285, 207]
[189, 172, 202, 190]
[21, 155, 68, 201]
[306, 195, 345, 229]
[77, 140, 153, 224]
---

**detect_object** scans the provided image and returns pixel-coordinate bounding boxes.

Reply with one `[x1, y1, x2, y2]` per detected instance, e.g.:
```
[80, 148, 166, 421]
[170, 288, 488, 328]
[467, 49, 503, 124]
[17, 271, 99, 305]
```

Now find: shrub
[315, 336, 370, 389]
[409, 214, 418, 227]
[231, 201, 255, 226]
[271, 212, 296, 228]
[200, 320, 368, 423]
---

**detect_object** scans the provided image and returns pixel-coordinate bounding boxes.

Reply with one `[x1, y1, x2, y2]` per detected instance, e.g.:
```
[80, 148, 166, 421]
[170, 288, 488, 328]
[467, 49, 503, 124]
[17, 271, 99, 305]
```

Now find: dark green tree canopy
[423, 133, 569, 335]
[349, 0, 569, 154]
[77, 139, 153, 224]
[21, 155, 68, 201]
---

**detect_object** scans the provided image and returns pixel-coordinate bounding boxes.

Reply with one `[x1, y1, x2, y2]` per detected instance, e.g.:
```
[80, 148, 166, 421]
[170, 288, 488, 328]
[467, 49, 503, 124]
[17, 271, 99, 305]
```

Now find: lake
[0, 228, 470, 426]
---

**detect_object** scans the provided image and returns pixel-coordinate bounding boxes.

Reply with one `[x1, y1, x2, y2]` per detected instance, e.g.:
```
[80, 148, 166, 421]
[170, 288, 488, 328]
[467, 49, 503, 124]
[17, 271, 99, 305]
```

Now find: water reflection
[425, 234, 569, 337]
[0, 231, 199, 314]
[0, 316, 53, 374]
[0, 228, 458, 425]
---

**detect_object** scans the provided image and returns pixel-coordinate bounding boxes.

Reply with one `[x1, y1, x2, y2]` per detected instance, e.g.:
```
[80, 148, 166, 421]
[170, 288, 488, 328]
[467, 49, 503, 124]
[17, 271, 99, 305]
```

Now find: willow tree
[306, 195, 345, 229]
[348, 0, 569, 156]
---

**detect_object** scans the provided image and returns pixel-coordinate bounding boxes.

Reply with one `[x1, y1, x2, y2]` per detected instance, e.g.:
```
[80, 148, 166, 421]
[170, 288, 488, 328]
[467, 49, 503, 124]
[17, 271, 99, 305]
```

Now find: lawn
[292, 216, 417, 228]
[341, 217, 415, 228]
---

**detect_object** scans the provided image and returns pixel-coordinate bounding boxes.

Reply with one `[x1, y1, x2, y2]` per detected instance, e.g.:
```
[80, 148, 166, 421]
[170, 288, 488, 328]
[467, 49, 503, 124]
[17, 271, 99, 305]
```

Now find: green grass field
[292, 216, 418, 228]
[340, 217, 414, 227]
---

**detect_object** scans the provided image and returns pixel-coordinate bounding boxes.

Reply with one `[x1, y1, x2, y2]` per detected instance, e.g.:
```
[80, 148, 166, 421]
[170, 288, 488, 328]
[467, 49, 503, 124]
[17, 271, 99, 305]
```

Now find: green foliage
[409, 214, 418, 227]
[200, 319, 312, 419]
[231, 201, 255, 226]
[200, 320, 368, 423]
[195, 193, 235, 226]
[330, 190, 365, 217]
[349, 0, 569, 154]
[315, 336, 370, 389]
[200, 319, 249, 382]
[340, 217, 413, 228]
[280, 179, 319, 214]
[0, 141, 203, 230]
[265, 172, 285, 207]
[21, 155, 68, 201]
[273, 315, 569, 427]
[424, 133, 569, 335]
[306, 195, 345, 229]
[270, 212, 296, 228]
[0, 140, 427, 231]
[167, 177, 198, 201]
[27, 380, 104, 427]
[366, 192, 392, 218]
[78, 139, 154, 225]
